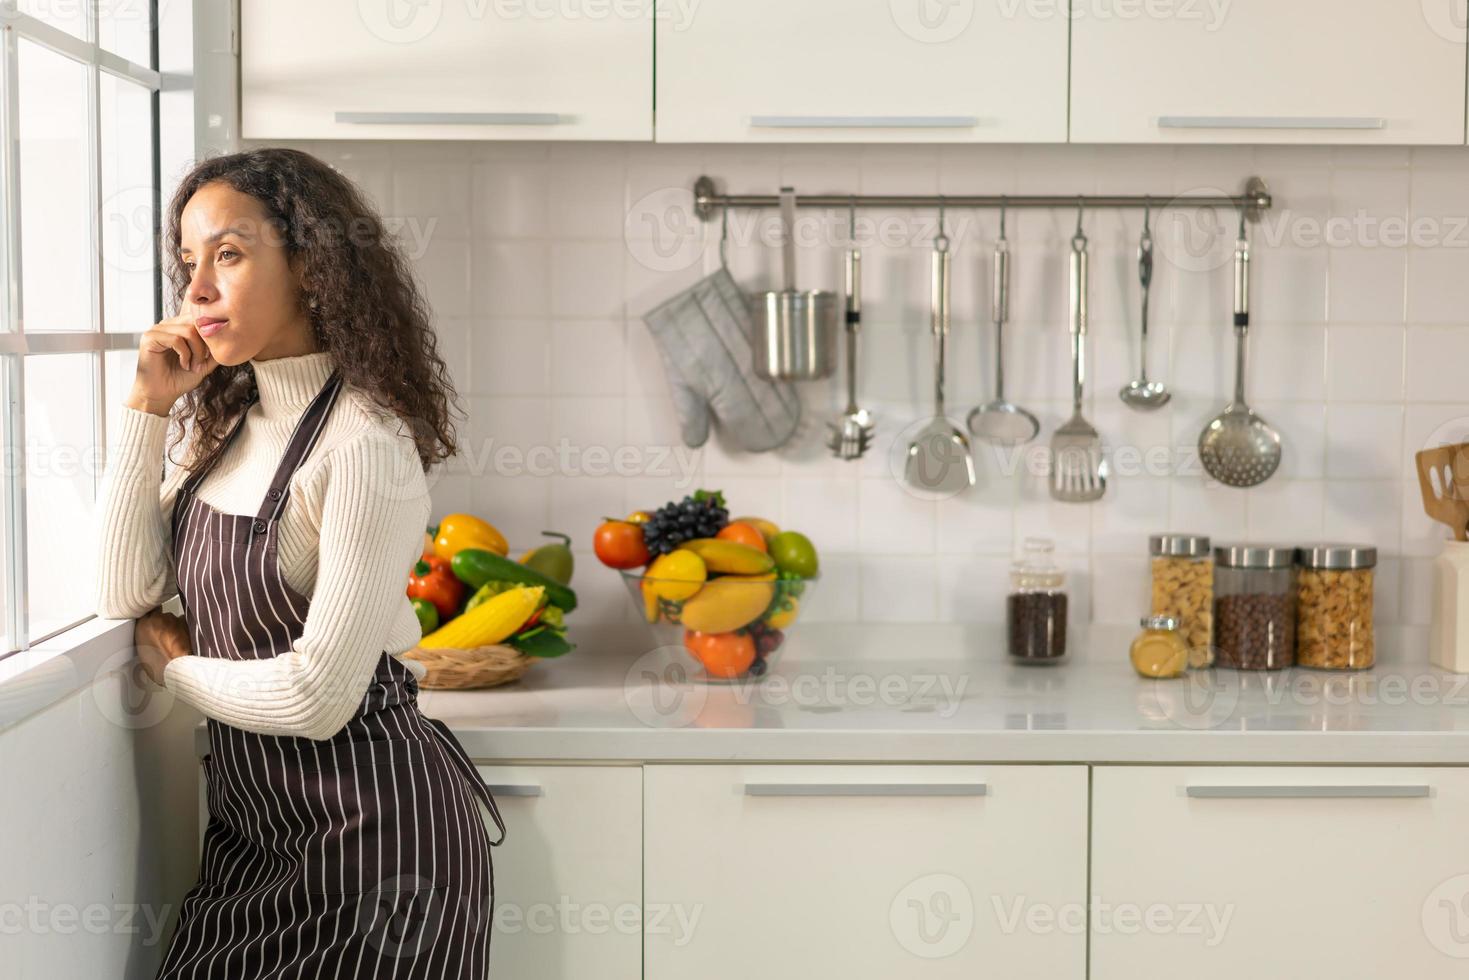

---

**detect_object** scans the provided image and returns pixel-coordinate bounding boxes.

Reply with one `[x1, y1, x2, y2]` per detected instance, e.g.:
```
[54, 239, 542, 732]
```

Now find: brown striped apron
[154, 368, 507, 979]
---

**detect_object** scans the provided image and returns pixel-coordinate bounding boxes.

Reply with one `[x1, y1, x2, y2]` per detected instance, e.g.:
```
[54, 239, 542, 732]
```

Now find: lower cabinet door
[476, 765, 642, 980]
[645, 764, 1088, 979]
[1092, 766, 1469, 979]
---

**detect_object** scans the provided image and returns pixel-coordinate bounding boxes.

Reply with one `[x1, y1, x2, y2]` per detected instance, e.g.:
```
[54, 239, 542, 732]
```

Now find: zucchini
[450, 547, 578, 612]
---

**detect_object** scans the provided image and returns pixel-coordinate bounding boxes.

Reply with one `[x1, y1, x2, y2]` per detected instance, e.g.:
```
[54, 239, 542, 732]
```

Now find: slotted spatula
[1415, 442, 1469, 542]
[1050, 225, 1106, 503]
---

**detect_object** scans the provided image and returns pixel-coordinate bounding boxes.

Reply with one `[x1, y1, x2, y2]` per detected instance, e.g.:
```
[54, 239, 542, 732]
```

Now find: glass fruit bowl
[620, 568, 816, 683]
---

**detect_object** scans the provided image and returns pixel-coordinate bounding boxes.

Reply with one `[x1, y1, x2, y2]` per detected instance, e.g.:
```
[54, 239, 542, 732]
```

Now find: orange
[716, 521, 768, 553]
[683, 629, 756, 678]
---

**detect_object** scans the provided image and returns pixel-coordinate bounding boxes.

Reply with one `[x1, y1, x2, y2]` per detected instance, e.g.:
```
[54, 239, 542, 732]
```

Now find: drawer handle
[483, 782, 542, 797]
[335, 111, 564, 126]
[744, 782, 987, 797]
[1157, 115, 1385, 130]
[749, 115, 980, 129]
[1185, 785, 1430, 799]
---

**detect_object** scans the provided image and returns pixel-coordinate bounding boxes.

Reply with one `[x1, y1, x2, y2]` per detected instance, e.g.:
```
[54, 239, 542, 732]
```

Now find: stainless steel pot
[754, 187, 838, 381]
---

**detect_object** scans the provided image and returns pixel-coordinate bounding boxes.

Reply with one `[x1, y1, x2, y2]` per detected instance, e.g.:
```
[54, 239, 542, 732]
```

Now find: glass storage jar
[1149, 533, 1214, 668]
[1213, 545, 1296, 670]
[1007, 537, 1067, 664]
[1296, 544, 1377, 670]
[1130, 615, 1188, 678]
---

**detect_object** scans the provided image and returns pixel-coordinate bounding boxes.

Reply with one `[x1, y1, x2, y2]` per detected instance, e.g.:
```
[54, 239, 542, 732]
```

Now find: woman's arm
[159, 430, 431, 741]
[94, 405, 192, 619]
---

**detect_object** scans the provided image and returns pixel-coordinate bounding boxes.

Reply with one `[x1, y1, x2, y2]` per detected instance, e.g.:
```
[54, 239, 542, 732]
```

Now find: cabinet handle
[1157, 115, 1385, 130]
[335, 111, 564, 126]
[483, 782, 542, 797]
[749, 115, 980, 129]
[744, 782, 987, 797]
[1185, 784, 1430, 799]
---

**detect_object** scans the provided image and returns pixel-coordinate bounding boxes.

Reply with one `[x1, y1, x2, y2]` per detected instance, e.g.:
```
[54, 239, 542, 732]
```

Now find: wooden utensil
[1414, 442, 1469, 541]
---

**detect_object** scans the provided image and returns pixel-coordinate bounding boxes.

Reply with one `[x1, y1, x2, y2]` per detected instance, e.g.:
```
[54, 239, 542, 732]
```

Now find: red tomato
[594, 519, 650, 569]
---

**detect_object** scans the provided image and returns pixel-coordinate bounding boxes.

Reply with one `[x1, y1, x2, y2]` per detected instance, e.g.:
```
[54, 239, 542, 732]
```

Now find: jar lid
[1149, 533, 1211, 557]
[1296, 543, 1377, 569]
[1214, 544, 1295, 568]
[1141, 615, 1179, 630]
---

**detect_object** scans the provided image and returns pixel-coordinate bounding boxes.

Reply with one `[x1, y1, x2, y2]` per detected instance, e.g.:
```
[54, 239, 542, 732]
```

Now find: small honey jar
[1130, 615, 1188, 679]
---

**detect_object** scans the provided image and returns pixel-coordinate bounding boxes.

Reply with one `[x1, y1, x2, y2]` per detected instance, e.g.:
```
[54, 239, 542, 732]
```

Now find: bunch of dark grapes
[641, 490, 729, 556]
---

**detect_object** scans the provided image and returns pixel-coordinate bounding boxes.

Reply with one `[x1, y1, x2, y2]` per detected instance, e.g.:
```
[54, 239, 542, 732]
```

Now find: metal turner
[828, 204, 873, 460]
[1050, 213, 1107, 502]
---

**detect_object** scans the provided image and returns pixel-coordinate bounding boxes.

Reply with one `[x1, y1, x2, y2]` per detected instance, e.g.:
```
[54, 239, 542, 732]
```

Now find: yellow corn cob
[420, 585, 544, 649]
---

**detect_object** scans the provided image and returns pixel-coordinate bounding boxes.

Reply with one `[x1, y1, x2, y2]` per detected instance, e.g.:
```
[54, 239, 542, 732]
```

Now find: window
[1, 1, 161, 656]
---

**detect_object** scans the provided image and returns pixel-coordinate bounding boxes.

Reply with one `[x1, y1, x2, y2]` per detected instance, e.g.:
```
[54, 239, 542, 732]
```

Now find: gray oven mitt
[641, 267, 801, 452]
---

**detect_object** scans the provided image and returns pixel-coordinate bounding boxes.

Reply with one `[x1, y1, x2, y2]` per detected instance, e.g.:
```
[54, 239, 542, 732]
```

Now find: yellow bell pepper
[433, 512, 508, 560]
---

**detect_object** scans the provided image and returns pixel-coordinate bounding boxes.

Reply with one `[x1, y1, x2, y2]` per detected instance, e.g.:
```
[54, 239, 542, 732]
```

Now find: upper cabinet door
[1072, 0, 1467, 143]
[242, 0, 652, 141]
[654, 0, 1069, 142]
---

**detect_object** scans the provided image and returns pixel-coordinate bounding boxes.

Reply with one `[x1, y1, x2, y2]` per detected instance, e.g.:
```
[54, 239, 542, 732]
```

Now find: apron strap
[251, 369, 345, 532]
[422, 715, 508, 846]
[171, 384, 260, 542]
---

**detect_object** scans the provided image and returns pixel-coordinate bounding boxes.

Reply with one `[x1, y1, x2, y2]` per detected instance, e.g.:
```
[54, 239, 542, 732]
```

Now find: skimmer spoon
[1198, 212, 1281, 487]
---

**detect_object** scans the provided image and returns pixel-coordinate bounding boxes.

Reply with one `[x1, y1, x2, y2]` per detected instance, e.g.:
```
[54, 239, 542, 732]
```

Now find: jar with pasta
[1295, 544, 1376, 670]
[1149, 533, 1214, 668]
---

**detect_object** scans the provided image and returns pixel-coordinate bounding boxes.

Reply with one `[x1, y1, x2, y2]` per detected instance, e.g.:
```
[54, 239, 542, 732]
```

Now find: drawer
[477, 765, 642, 980]
[1092, 766, 1469, 978]
[645, 764, 1088, 979]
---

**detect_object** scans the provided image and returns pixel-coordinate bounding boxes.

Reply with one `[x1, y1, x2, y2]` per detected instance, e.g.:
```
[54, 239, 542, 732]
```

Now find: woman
[94, 147, 505, 977]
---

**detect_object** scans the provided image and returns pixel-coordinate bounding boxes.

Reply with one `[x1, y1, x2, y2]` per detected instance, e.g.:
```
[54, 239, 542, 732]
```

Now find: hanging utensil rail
[692, 175, 1272, 221]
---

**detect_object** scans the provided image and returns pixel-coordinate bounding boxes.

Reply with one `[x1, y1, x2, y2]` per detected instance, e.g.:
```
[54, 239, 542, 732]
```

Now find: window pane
[16, 0, 87, 41]
[19, 40, 93, 333]
[26, 353, 98, 638]
[102, 347, 137, 445]
[101, 72, 156, 333]
[0, 358, 10, 654]
[98, 0, 153, 68]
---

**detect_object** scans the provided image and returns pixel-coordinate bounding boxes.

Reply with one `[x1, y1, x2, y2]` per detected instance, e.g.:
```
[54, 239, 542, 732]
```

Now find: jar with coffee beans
[1213, 544, 1296, 670]
[1149, 533, 1214, 668]
[1007, 537, 1067, 664]
[1296, 544, 1376, 670]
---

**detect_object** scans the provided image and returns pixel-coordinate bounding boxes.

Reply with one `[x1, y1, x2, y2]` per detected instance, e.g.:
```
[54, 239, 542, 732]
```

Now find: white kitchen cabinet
[1071, 0, 1467, 144]
[1092, 766, 1469, 979]
[644, 764, 1088, 979]
[654, 0, 1068, 142]
[477, 764, 643, 980]
[242, 0, 651, 140]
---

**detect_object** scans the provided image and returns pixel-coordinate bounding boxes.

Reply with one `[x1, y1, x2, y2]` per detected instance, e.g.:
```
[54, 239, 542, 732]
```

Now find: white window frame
[0, 3, 159, 661]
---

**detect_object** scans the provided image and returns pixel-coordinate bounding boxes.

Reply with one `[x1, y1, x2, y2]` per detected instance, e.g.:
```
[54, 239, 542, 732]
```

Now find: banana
[675, 538, 775, 575]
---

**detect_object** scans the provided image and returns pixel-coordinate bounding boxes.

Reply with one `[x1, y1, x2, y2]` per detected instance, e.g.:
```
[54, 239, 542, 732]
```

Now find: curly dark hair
[161, 147, 461, 473]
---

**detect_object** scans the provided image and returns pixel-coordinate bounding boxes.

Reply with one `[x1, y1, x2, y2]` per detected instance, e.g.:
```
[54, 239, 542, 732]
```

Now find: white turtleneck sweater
[93, 350, 432, 741]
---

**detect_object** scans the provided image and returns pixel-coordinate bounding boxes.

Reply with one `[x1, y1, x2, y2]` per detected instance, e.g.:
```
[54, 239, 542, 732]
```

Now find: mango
[675, 538, 775, 576]
[678, 572, 777, 634]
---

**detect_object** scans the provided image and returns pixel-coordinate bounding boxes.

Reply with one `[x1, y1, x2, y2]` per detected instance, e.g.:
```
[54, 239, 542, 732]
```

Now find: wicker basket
[408, 644, 532, 690]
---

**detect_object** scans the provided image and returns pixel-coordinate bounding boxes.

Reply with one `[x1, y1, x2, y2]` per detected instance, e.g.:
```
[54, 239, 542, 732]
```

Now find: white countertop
[193, 623, 1469, 764]
[423, 623, 1469, 765]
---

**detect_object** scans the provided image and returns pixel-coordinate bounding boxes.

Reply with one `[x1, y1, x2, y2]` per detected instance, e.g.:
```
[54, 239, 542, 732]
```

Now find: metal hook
[998, 196, 1008, 241]
[935, 195, 949, 252]
[718, 197, 731, 270]
[1072, 197, 1087, 250]
[848, 195, 857, 245]
[1236, 204, 1248, 243]
[1142, 195, 1151, 237]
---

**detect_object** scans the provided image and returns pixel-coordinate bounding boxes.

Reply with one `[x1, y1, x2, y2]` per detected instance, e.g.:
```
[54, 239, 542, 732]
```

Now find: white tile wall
[265, 139, 1469, 633]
